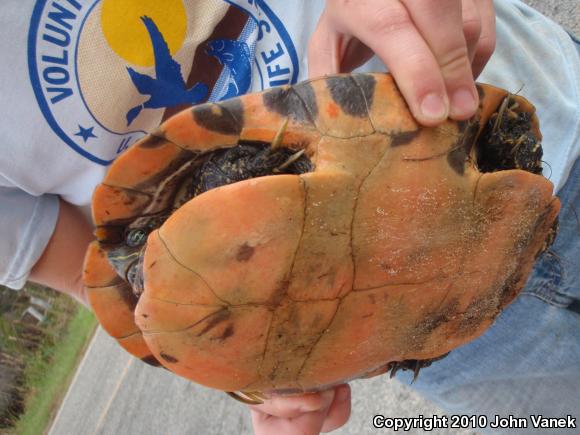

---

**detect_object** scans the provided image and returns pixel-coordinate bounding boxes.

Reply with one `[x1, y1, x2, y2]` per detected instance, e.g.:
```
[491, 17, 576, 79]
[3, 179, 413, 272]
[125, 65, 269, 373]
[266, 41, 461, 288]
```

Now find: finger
[250, 406, 328, 435]
[471, 0, 496, 78]
[401, 0, 478, 120]
[351, 0, 449, 125]
[308, 12, 341, 78]
[321, 384, 351, 433]
[249, 389, 335, 419]
[462, 0, 483, 64]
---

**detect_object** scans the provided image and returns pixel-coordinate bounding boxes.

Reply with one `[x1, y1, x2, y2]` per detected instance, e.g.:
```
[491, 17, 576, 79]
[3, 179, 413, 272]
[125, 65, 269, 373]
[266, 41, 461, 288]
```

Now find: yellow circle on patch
[101, 0, 187, 67]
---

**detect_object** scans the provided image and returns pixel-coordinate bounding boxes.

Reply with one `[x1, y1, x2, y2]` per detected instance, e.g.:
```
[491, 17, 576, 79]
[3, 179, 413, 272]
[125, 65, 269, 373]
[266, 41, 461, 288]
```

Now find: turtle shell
[84, 73, 560, 395]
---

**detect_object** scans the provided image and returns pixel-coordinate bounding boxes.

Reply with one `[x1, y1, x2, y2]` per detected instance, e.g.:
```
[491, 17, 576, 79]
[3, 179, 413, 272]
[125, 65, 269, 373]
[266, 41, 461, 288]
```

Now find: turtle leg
[269, 117, 308, 173]
[478, 94, 543, 175]
[270, 118, 304, 174]
[226, 391, 268, 405]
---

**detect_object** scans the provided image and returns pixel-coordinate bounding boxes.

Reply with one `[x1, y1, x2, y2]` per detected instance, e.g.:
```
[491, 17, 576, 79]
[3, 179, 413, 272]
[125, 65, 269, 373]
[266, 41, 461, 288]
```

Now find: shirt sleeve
[0, 187, 59, 289]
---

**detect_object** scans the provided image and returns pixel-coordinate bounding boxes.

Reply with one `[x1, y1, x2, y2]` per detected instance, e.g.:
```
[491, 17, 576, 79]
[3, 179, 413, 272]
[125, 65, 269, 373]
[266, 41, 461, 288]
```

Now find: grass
[9, 305, 97, 435]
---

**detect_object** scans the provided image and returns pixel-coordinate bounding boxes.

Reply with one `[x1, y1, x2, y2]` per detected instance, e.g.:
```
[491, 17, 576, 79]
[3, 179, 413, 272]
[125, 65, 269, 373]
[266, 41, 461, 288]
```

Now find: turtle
[83, 73, 560, 404]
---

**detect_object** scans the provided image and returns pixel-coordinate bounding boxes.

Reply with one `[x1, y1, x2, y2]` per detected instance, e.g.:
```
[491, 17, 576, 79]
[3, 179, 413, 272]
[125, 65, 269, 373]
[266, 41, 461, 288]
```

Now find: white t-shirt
[1, 0, 578, 288]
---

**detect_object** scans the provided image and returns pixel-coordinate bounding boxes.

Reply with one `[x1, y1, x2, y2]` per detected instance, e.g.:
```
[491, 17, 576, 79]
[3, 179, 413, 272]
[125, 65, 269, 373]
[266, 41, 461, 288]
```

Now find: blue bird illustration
[207, 39, 252, 100]
[126, 16, 208, 126]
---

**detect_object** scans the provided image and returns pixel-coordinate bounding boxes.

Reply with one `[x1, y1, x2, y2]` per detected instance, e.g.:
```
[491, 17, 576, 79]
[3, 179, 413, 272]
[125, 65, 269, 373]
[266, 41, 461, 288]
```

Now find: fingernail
[450, 88, 477, 118]
[299, 391, 332, 412]
[420, 93, 448, 121]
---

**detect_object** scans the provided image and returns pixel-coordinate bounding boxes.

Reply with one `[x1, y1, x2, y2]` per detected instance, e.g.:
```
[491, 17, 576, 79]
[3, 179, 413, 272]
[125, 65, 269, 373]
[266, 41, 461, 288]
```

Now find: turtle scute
[85, 73, 560, 396]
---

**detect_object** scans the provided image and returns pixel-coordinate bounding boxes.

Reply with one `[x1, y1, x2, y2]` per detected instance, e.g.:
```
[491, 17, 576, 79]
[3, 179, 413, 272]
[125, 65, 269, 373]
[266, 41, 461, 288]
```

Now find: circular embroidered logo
[28, 0, 298, 165]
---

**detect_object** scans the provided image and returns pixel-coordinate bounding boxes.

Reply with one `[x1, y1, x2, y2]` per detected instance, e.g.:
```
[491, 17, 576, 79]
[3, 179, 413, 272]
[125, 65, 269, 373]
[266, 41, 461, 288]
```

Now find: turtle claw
[271, 117, 289, 149]
[493, 95, 511, 133]
[273, 149, 306, 173]
[388, 362, 400, 379]
[244, 391, 268, 403]
[226, 391, 267, 405]
[412, 360, 421, 383]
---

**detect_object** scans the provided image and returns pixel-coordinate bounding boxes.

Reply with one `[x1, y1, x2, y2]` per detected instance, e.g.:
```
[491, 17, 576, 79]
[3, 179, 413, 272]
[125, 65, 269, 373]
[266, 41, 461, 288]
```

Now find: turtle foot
[387, 352, 450, 382]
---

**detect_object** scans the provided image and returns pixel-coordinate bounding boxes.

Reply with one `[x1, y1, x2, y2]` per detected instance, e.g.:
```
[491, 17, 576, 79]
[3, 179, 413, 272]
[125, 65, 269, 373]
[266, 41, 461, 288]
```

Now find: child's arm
[29, 198, 93, 306]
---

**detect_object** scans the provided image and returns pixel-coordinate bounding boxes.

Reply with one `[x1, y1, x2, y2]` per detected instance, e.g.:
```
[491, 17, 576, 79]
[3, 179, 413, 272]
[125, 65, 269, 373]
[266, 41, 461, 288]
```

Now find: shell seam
[156, 230, 230, 305]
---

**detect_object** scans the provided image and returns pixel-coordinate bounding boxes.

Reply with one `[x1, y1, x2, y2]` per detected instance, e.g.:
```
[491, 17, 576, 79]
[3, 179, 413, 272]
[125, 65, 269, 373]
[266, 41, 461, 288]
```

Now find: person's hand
[249, 384, 351, 435]
[308, 0, 496, 126]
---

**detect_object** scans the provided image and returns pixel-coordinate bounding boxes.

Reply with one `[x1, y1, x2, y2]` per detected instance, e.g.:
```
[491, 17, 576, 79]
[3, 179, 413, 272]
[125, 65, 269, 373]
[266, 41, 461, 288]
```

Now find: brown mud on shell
[84, 73, 560, 398]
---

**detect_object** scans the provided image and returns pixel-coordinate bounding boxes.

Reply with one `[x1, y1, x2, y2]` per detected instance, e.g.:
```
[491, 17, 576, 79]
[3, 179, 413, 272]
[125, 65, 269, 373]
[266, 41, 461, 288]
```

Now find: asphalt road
[49, 328, 476, 435]
[49, 2, 578, 435]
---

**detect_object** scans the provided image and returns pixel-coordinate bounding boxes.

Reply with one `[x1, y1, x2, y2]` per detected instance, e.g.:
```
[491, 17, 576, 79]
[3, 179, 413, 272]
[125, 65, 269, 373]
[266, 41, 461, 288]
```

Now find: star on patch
[74, 125, 97, 142]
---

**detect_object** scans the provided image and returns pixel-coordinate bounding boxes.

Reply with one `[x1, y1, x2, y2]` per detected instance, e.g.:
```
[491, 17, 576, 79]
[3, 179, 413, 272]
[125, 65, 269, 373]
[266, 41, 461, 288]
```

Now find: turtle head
[107, 227, 149, 297]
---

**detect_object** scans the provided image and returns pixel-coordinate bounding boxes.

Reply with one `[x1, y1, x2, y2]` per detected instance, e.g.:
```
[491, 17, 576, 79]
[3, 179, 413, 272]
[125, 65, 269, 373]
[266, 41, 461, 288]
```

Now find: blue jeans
[398, 159, 580, 433]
